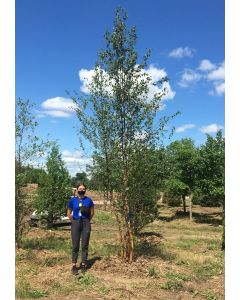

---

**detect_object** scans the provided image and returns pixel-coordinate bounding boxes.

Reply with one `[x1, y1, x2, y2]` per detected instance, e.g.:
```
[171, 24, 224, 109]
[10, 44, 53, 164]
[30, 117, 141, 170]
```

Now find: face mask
[78, 190, 86, 196]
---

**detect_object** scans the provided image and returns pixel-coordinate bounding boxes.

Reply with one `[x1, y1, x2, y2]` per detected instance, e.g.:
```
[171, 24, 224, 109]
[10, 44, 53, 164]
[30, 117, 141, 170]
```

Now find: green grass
[94, 210, 116, 225]
[90, 241, 120, 257]
[192, 258, 224, 280]
[16, 249, 38, 262]
[41, 255, 67, 267]
[16, 279, 48, 298]
[163, 272, 192, 282]
[21, 236, 71, 253]
[176, 238, 201, 250]
[206, 240, 220, 250]
[77, 273, 97, 289]
[200, 290, 218, 300]
[161, 272, 191, 291]
[148, 265, 159, 278]
[98, 285, 110, 295]
[161, 279, 183, 291]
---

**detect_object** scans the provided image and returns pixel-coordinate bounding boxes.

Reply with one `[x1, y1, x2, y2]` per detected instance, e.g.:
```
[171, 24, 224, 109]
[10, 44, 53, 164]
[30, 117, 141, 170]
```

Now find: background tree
[15, 98, 50, 247]
[164, 138, 198, 217]
[73, 7, 178, 262]
[71, 172, 89, 188]
[22, 165, 47, 185]
[194, 130, 225, 250]
[35, 144, 71, 228]
[194, 130, 225, 207]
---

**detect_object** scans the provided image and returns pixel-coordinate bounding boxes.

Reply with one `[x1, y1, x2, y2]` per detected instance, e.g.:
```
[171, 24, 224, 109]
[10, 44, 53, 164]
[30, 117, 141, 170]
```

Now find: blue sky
[16, 0, 225, 176]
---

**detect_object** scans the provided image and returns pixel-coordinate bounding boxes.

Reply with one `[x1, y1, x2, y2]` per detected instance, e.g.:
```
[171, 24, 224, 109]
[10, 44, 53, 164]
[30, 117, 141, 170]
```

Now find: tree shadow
[134, 241, 176, 261]
[158, 210, 223, 226]
[137, 231, 163, 238]
[192, 212, 223, 226]
[86, 256, 102, 269]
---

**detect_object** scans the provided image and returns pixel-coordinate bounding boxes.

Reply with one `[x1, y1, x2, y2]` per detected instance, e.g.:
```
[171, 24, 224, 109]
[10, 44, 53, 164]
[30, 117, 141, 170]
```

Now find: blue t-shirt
[68, 196, 94, 220]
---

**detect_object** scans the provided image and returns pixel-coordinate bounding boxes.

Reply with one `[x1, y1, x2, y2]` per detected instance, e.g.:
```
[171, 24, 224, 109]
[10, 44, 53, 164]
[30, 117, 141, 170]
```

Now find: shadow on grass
[135, 241, 176, 261]
[158, 210, 223, 226]
[87, 256, 102, 269]
[137, 231, 163, 238]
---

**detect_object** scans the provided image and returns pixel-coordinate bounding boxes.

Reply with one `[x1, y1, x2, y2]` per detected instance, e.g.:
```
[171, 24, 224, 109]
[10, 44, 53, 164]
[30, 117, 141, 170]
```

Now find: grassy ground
[16, 201, 224, 300]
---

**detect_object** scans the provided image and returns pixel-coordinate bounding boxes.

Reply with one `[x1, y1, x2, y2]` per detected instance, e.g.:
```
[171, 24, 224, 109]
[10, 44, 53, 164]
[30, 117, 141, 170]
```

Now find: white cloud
[62, 150, 93, 176]
[215, 82, 225, 95]
[78, 65, 176, 107]
[178, 60, 225, 96]
[177, 69, 202, 88]
[41, 97, 77, 111]
[175, 124, 196, 133]
[37, 97, 77, 118]
[207, 62, 225, 81]
[79, 69, 96, 94]
[206, 62, 225, 96]
[168, 47, 194, 58]
[200, 123, 224, 134]
[35, 113, 46, 118]
[40, 110, 71, 118]
[198, 59, 216, 71]
[145, 65, 176, 100]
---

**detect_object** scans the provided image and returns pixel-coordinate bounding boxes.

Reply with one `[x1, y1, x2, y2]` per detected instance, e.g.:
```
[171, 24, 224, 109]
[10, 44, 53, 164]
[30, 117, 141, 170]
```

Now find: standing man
[67, 182, 94, 275]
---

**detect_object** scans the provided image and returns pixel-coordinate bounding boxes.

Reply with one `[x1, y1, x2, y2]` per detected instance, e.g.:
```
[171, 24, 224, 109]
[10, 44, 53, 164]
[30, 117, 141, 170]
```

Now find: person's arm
[90, 206, 94, 221]
[67, 208, 73, 220]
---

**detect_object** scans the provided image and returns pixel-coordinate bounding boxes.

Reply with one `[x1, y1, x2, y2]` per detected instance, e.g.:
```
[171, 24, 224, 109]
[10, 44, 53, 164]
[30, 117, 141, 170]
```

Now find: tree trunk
[189, 194, 193, 220]
[182, 195, 186, 213]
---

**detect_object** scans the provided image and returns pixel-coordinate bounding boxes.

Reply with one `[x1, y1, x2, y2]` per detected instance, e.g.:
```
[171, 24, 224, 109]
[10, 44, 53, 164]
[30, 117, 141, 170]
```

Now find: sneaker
[80, 262, 87, 273]
[71, 265, 79, 275]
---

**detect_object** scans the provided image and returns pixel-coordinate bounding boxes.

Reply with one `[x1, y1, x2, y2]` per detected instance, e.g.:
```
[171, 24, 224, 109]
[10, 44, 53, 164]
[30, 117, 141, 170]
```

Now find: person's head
[76, 182, 87, 197]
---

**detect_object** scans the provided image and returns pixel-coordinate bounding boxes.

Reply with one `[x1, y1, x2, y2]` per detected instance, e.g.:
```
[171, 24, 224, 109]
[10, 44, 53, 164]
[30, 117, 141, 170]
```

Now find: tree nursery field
[16, 196, 224, 300]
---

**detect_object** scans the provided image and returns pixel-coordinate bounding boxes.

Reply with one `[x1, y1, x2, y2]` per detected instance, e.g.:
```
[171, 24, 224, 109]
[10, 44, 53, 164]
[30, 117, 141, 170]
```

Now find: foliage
[162, 178, 188, 206]
[71, 172, 90, 188]
[34, 144, 71, 228]
[15, 98, 50, 247]
[163, 138, 198, 211]
[194, 130, 225, 207]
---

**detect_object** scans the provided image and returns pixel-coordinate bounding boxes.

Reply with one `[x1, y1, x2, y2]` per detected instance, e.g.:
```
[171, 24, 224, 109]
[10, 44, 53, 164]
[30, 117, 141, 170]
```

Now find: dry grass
[16, 203, 224, 299]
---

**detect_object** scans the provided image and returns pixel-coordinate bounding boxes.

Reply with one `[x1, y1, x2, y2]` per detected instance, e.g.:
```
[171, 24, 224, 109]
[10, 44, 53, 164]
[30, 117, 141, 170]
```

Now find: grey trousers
[71, 218, 91, 264]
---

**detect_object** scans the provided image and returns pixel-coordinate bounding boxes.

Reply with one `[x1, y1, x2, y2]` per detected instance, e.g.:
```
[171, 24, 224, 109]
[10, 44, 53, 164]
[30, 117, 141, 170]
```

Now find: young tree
[73, 7, 177, 262]
[35, 144, 71, 228]
[15, 98, 50, 247]
[165, 138, 199, 218]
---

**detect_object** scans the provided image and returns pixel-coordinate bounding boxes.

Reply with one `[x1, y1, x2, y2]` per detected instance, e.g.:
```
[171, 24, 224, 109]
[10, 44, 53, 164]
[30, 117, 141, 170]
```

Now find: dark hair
[76, 182, 87, 190]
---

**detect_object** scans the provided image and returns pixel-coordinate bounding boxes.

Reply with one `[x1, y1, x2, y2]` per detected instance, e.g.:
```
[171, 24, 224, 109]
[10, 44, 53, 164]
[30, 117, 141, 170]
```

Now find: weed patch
[77, 273, 97, 289]
[148, 265, 159, 278]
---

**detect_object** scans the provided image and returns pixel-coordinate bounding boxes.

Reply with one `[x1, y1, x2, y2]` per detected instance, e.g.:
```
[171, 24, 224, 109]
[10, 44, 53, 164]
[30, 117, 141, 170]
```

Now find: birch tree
[73, 7, 177, 262]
